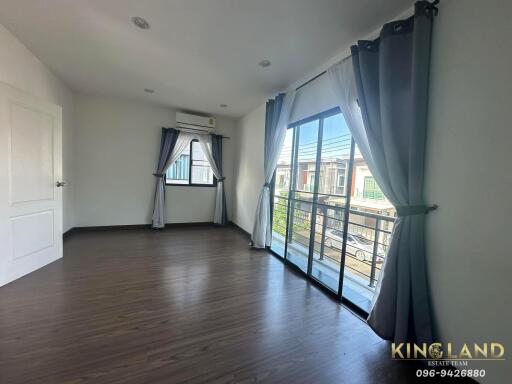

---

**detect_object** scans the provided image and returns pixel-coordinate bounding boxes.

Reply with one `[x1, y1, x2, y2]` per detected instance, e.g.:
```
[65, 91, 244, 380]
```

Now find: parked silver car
[325, 229, 385, 262]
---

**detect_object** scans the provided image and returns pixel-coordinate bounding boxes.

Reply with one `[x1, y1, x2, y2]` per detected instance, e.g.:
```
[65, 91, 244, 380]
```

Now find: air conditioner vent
[176, 112, 216, 134]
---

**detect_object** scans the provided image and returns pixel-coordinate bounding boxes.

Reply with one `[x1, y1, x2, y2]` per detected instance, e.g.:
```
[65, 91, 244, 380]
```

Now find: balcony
[271, 194, 395, 312]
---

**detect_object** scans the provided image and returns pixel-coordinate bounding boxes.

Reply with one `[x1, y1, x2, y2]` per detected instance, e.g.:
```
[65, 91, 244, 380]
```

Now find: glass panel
[166, 145, 191, 184]
[311, 113, 351, 291]
[191, 165, 213, 184]
[286, 120, 319, 272]
[190, 141, 214, 184]
[269, 109, 398, 315]
[317, 114, 351, 197]
[271, 128, 294, 257]
[343, 144, 396, 312]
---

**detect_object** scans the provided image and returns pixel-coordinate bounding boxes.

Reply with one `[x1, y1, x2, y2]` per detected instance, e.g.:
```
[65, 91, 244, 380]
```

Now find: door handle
[56, 181, 66, 187]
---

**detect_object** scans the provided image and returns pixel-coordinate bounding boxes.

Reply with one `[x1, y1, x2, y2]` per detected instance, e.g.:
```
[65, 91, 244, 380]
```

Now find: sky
[279, 112, 352, 162]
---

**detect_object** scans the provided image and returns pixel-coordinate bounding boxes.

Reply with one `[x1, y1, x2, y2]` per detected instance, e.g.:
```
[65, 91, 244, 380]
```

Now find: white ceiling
[0, 0, 411, 118]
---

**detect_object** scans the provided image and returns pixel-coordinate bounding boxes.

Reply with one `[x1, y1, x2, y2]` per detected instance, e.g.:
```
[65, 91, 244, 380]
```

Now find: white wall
[0, 24, 74, 232]
[231, 103, 266, 233]
[232, 1, 511, 383]
[73, 94, 236, 227]
[424, 0, 511, 383]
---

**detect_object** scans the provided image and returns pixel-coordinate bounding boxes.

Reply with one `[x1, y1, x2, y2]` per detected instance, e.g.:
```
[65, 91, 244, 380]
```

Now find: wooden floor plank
[0, 226, 462, 383]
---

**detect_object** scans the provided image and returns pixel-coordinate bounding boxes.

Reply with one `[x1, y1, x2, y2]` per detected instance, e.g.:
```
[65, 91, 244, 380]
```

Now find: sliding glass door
[270, 128, 294, 257]
[285, 120, 319, 273]
[270, 108, 396, 313]
[310, 113, 353, 292]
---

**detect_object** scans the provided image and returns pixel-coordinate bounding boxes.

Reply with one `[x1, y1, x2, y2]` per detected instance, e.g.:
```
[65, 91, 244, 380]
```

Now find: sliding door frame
[337, 138, 355, 300]
[268, 107, 366, 315]
[282, 126, 298, 259]
[284, 107, 339, 269]
[305, 117, 323, 276]
[270, 107, 364, 313]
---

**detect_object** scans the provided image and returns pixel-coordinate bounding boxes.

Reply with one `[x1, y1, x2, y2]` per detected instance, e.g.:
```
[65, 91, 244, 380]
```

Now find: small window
[337, 173, 345, 188]
[363, 176, 385, 200]
[166, 140, 215, 186]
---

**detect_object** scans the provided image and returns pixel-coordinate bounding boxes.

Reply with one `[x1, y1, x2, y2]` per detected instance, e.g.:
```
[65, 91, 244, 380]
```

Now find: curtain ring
[425, 0, 439, 16]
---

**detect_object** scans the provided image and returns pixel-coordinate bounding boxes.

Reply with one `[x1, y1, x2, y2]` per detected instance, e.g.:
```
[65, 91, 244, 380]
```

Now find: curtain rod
[295, 0, 441, 93]
[172, 127, 230, 139]
[295, 54, 352, 92]
[296, 71, 326, 91]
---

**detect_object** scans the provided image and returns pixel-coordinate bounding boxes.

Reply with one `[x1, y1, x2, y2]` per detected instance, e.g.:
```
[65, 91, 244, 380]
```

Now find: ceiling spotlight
[219, 104, 228, 108]
[132, 17, 150, 30]
[258, 60, 271, 68]
[144, 88, 155, 94]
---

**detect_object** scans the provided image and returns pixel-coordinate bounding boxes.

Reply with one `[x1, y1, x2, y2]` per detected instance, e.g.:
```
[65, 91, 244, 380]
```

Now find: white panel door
[0, 82, 62, 287]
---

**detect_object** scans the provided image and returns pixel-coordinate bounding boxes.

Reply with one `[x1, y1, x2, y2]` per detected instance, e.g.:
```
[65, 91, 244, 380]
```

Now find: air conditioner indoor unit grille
[176, 112, 216, 134]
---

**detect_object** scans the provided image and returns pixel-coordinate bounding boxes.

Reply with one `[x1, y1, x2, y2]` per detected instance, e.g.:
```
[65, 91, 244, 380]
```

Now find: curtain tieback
[263, 182, 271, 188]
[153, 173, 165, 178]
[218, 177, 226, 182]
[396, 204, 438, 217]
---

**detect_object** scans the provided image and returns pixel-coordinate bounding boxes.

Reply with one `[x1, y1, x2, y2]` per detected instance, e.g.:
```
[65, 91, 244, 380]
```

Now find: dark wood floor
[0, 225, 431, 383]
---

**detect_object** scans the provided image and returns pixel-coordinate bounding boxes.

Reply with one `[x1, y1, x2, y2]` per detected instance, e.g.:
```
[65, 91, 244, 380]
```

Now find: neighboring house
[273, 150, 396, 240]
[275, 156, 348, 196]
[276, 153, 394, 213]
[167, 153, 190, 181]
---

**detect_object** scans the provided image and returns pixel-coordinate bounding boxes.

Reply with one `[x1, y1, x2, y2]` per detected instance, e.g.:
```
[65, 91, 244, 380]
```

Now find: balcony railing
[271, 193, 395, 291]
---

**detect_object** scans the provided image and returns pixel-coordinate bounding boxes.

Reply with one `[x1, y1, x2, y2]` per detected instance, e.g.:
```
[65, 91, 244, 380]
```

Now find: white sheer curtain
[327, 58, 391, 198]
[198, 135, 225, 225]
[327, 58, 397, 316]
[251, 91, 296, 248]
[170, 132, 194, 167]
[152, 131, 194, 228]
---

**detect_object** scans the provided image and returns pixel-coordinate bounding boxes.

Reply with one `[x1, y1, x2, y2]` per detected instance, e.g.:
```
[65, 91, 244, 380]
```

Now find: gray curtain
[251, 92, 296, 248]
[351, 1, 437, 343]
[211, 134, 227, 225]
[198, 134, 227, 225]
[152, 128, 180, 228]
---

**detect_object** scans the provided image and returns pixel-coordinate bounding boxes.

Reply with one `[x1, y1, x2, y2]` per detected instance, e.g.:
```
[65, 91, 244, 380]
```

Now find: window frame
[165, 139, 217, 187]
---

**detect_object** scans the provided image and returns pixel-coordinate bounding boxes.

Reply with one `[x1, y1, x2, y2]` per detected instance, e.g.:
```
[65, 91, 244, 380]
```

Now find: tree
[272, 191, 311, 239]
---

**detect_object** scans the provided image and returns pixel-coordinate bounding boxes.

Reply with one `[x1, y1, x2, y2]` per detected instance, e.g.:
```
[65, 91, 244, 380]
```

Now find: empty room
[0, 0, 510, 383]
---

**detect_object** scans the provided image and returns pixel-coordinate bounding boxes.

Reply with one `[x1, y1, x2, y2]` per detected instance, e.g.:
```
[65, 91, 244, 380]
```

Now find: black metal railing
[271, 193, 395, 288]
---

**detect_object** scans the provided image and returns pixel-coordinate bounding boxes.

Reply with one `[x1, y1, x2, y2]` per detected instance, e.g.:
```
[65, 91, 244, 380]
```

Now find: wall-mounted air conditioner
[176, 112, 216, 134]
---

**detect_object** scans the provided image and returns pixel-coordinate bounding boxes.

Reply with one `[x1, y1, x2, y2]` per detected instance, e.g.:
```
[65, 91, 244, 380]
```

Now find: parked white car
[325, 229, 385, 262]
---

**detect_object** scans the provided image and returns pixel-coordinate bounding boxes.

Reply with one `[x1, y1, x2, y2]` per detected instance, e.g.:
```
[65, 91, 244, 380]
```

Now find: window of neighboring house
[166, 139, 215, 186]
[363, 176, 385, 200]
[278, 174, 285, 189]
[308, 172, 315, 192]
[337, 172, 345, 188]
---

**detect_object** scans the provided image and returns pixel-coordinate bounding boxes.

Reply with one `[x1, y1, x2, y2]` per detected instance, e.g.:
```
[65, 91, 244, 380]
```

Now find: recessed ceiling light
[144, 88, 155, 94]
[219, 104, 228, 108]
[132, 17, 150, 30]
[258, 60, 271, 68]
